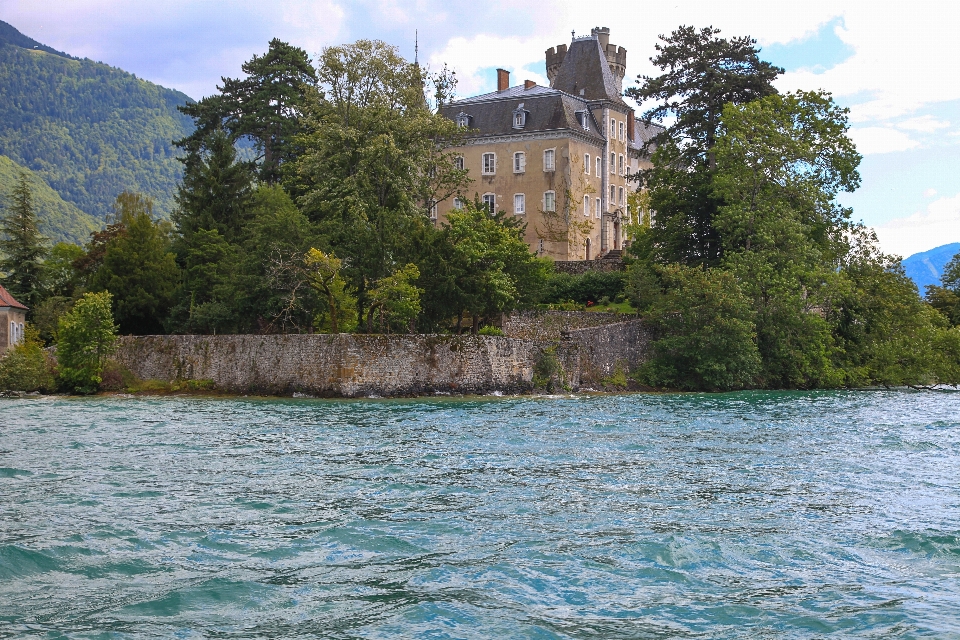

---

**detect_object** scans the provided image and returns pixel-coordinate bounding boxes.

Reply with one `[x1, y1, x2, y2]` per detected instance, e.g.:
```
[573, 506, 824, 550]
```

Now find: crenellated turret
[545, 27, 627, 93]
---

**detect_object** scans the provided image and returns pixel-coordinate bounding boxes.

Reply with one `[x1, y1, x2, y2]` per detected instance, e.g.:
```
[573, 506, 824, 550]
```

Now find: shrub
[0, 327, 55, 392]
[478, 325, 504, 336]
[56, 291, 118, 394]
[543, 271, 626, 305]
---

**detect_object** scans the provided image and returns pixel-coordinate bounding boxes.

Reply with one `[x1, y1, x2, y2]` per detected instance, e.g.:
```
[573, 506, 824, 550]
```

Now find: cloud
[925, 188, 938, 198]
[873, 193, 960, 257]
[429, 34, 552, 97]
[897, 115, 950, 132]
[848, 127, 919, 155]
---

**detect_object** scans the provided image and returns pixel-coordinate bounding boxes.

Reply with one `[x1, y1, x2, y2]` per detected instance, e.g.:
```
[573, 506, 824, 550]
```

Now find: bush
[478, 325, 504, 336]
[56, 291, 118, 394]
[0, 327, 55, 392]
[543, 271, 626, 305]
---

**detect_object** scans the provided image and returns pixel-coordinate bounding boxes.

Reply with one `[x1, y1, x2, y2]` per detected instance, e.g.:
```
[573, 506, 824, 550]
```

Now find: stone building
[0, 284, 27, 354]
[438, 27, 663, 261]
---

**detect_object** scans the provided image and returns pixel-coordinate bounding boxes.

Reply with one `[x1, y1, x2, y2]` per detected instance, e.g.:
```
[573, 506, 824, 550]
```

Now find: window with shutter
[544, 149, 555, 172]
[544, 191, 555, 212]
[514, 193, 525, 214]
[514, 152, 525, 173]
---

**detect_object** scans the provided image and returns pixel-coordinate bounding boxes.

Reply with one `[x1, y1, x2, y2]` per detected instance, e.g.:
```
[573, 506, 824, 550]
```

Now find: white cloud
[897, 115, 950, 132]
[429, 34, 552, 97]
[924, 188, 938, 198]
[848, 127, 919, 155]
[874, 193, 960, 257]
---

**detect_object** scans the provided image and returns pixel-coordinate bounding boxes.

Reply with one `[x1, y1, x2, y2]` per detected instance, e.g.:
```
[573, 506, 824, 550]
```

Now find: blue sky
[3, 0, 959, 258]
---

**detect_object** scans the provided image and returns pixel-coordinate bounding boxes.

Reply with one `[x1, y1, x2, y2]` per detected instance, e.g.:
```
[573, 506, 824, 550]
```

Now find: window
[429, 201, 438, 219]
[544, 190, 556, 212]
[596, 156, 601, 176]
[514, 193, 525, 214]
[455, 112, 472, 128]
[619, 187, 625, 206]
[453, 197, 464, 210]
[584, 154, 590, 175]
[482, 153, 496, 175]
[584, 194, 590, 216]
[454, 155, 464, 170]
[610, 118, 616, 138]
[513, 151, 526, 173]
[619, 154, 624, 175]
[610, 152, 615, 174]
[544, 149, 555, 172]
[576, 110, 590, 130]
[610, 185, 616, 206]
[482, 193, 496, 213]
[513, 103, 527, 129]
[538, 238, 544, 254]
[595, 198, 601, 218]
[9, 322, 13, 346]
[619, 121, 625, 140]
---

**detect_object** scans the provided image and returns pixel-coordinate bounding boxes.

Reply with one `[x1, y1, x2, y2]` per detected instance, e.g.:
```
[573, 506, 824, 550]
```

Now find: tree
[56, 291, 117, 394]
[633, 263, 761, 391]
[626, 25, 783, 168]
[0, 172, 47, 309]
[90, 192, 178, 334]
[305, 248, 356, 333]
[293, 39, 468, 328]
[177, 39, 317, 184]
[366, 263, 423, 334]
[0, 326, 55, 392]
[712, 91, 861, 387]
[926, 249, 960, 326]
[626, 26, 782, 267]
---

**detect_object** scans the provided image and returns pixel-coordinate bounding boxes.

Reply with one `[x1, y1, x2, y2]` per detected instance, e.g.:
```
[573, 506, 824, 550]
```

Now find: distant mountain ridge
[0, 19, 194, 228]
[903, 243, 960, 292]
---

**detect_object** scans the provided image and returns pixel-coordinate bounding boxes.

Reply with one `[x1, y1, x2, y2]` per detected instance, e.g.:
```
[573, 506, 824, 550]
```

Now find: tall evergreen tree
[626, 26, 782, 267]
[177, 39, 317, 184]
[0, 173, 47, 309]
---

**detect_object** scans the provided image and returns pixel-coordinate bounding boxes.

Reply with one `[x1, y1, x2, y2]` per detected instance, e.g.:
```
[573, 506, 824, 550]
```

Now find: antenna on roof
[415, 30, 419, 66]
[571, 30, 575, 40]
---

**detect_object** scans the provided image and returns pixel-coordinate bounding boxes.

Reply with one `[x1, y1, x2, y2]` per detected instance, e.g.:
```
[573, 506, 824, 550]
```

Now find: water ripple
[1, 390, 959, 637]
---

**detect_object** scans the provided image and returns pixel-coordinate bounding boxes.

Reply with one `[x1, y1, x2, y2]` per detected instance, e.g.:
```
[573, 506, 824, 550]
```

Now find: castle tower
[545, 27, 627, 94]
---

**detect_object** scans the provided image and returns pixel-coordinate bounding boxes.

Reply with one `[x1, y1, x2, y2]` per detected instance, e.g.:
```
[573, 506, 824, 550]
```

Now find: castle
[438, 27, 662, 261]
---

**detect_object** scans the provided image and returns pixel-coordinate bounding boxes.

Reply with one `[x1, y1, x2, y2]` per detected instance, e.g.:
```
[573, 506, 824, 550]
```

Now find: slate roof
[0, 284, 27, 310]
[630, 119, 666, 154]
[550, 37, 626, 105]
[442, 85, 605, 143]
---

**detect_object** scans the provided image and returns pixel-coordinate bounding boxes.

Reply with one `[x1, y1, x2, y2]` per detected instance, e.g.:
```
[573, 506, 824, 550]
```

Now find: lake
[1, 391, 959, 638]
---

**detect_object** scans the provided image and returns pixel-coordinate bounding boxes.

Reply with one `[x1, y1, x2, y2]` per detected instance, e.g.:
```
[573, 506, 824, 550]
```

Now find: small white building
[0, 285, 27, 354]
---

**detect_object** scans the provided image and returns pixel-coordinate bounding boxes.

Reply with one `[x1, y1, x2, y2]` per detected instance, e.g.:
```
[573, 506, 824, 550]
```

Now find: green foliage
[90, 192, 178, 334]
[293, 40, 469, 325]
[0, 43, 193, 219]
[636, 264, 761, 391]
[366, 263, 423, 333]
[477, 325, 504, 336]
[926, 249, 960, 326]
[422, 201, 548, 331]
[0, 326, 55, 392]
[626, 25, 782, 168]
[543, 270, 625, 305]
[0, 172, 47, 308]
[305, 248, 356, 333]
[0, 156, 98, 245]
[56, 291, 117, 393]
[178, 39, 317, 185]
[533, 346, 562, 391]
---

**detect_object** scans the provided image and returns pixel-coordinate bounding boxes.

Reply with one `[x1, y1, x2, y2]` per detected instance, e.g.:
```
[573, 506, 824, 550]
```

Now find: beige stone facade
[438, 27, 658, 261]
[0, 284, 27, 355]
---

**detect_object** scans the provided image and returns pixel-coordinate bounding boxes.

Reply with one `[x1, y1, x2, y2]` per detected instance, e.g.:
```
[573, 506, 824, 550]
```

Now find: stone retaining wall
[552, 258, 624, 274]
[114, 316, 652, 397]
[501, 310, 637, 341]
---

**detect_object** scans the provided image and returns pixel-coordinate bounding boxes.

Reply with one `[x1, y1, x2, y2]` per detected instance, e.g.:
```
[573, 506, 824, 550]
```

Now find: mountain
[903, 243, 960, 293]
[0, 20, 194, 224]
[0, 155, 98, 245]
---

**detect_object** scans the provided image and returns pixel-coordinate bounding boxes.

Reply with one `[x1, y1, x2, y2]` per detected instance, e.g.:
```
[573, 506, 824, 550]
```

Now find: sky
[2, 0, 959, 258]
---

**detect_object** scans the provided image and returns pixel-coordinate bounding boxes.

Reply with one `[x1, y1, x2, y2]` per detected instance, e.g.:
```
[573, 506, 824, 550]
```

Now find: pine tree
[0, 173, 47, 309]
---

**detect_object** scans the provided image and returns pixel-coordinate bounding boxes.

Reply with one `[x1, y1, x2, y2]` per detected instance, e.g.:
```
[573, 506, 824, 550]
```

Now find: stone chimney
[524, 79, 536, 89]
[497, 68, 510, 92]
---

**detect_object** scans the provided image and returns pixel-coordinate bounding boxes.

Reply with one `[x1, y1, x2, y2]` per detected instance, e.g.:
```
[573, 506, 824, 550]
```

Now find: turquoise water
[1, 391, 959, 638]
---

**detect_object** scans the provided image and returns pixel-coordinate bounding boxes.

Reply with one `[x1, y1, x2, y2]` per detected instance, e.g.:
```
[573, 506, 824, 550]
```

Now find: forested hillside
[0, 156, 98, 244]
[0, 21, 194, 220]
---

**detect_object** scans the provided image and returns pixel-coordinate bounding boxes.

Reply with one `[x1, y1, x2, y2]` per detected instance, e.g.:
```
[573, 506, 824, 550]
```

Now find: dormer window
[575, 110, 590, 131]
[455, 112, 472, 128]
[512, 103, 528, 129]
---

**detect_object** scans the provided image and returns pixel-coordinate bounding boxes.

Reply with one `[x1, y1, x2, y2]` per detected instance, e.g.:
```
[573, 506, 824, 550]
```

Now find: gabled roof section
[0, 284, 27, 310]
[630, 119, 667, 152]
[550, 37, 626, 105]
[442, 86, 604, 143]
